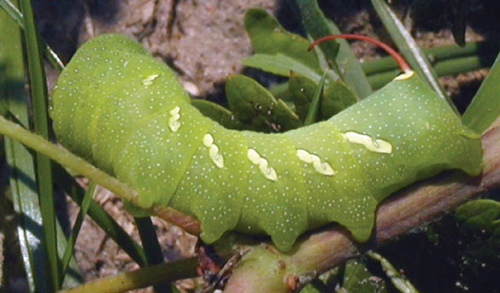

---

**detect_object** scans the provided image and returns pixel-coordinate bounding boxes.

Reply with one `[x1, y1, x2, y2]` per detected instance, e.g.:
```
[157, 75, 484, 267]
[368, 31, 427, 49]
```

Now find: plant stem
[59, 258, 198, 293]
[362, 40, 499, 76]
[222, 117, 500, 293]
[0, 116, 201, 235]
[367, 54, 496, 90]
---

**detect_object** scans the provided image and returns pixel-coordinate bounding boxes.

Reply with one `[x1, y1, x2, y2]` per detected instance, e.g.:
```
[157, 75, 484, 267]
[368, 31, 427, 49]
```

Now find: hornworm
[51, 34, 482, 251]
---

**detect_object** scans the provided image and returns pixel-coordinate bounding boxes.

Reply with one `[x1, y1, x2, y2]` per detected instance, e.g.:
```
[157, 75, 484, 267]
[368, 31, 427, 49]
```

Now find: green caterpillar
[52, 34, 482, 251]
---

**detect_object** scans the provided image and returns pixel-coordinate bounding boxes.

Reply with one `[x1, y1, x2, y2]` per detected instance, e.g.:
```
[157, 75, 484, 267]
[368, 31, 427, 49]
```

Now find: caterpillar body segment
[52, 34, 482, 251]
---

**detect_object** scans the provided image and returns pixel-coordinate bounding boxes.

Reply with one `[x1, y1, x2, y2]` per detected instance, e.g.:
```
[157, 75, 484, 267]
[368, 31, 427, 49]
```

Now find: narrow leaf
[226, 74, 302, 132]
[1, 6, 47, 291]
[61, 183, 96, 281]
[451, 0, 466, 47]
[367, 251, 419, 293]
[0, 0, 64, 71]
[291, 0, 372, 99]
[192, 99, 246, 130]
[241, 53, 322, 81]
[53, 165, 147, 266]
[245, 7, 321, 74]
[135, 217, 172, 293]
[304, 71, 327, 125]
[462, 51, 500, 133]
[370, 0, 455, 112]
[19, 0, 60, 288]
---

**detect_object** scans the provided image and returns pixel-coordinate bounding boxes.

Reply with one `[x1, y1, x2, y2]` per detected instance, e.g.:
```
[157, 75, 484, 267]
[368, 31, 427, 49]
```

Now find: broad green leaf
[300, 259, 389, 293]
[245, 7, 321, 74]
[322, 77, 357, 119]
[241, 53, 321, 81]
[462, 51, 500, 133]
[225, 74, 302, 132]
[289, 72, 319, 120]
[268, 81, 293, 103]
[291, 0, 372, 99]
[343, 260, 389, 293]
[289, 72, 357, 121]
[300, 268, 339, 293]
[454, 199, 500, 259]
[455, 199, 500, 235]
[192, 99, 246, 130]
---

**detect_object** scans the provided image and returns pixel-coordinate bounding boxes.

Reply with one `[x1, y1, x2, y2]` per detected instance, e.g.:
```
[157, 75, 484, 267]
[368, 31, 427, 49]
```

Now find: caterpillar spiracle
[51, 34, 482, 251]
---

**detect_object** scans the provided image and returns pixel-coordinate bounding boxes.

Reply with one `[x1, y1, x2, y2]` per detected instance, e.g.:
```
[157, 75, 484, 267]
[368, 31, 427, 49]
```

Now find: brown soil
[2, 0, 498, 292]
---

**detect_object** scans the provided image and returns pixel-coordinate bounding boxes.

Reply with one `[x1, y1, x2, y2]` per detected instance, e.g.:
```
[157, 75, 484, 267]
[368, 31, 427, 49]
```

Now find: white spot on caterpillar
[343, 131, 392, 154]
[203, 133, 224, 168]
[142, 74, 159, 86]
[168, 106, 181, 132]
[247, 148, 260, 165]
[296, 149, 313, 164]
[247, 148, 278, 181]
[296, 149, 335, 176]
[394, 70, 414, 81]
[170, 106, 180, 115]
[203, 134, 214, 147]
[209, 145, 224, 168]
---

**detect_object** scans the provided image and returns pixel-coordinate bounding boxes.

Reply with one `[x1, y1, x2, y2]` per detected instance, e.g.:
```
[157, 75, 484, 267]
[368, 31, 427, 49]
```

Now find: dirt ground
[3, 0, 499, 292]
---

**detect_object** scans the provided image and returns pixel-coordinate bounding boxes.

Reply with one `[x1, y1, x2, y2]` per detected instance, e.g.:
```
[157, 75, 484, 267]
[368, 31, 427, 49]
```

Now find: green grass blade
[462, 51, 500, 133]
[291, 0, 373, 99]
[56, 222, 83, 289]
[19, 0, 60, 289]
[367, 251, 419, 293]
[135, 217, 172, 293]
[4, 131, 47, 293]
[135, 217, 164, 266]
[53, 165, 148, 266]
[304, 70, 327, 126]
[370, 0, 456, 113]
[0, 0, 64, 71]
[1, 6, 47, 292]
[60, 182, 96, 284]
